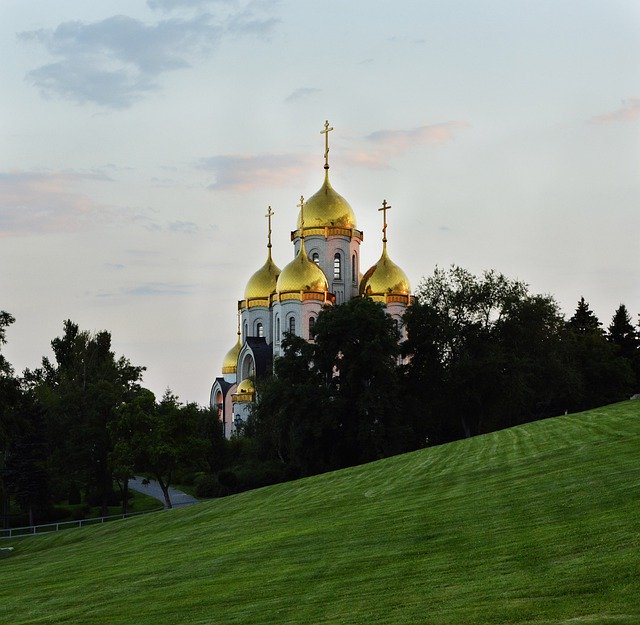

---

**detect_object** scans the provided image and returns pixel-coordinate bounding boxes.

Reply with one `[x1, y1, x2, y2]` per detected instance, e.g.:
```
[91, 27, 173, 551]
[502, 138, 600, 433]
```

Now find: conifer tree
[568, 297, 603, 335]
[607, 304, 639, 358]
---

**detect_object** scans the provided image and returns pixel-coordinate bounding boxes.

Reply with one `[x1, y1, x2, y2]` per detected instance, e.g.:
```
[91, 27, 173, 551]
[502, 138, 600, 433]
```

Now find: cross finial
[378, 199, 391, 244]
[265, 205, 274, 249]
[297, 195, 305, 230]
[320, 120, 334, 170]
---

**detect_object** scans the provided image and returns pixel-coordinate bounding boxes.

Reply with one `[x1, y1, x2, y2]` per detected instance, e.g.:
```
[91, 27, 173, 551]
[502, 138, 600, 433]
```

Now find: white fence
[1, 507, 164, 539]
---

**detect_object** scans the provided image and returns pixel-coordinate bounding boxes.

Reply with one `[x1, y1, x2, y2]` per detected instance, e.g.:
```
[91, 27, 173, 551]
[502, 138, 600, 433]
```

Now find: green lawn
[2, 401, 639, 624]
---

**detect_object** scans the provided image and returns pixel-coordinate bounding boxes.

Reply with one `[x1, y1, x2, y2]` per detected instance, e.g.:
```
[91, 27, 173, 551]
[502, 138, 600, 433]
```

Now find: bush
[194, 474, 218, 498]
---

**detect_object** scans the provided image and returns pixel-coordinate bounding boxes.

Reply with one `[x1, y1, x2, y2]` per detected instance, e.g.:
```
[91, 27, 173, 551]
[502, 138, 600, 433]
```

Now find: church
[210, 122, 413, 437]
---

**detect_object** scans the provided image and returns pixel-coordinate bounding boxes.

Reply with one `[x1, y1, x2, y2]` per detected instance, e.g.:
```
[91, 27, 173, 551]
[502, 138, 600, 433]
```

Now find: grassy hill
[2, 401, 639, 625]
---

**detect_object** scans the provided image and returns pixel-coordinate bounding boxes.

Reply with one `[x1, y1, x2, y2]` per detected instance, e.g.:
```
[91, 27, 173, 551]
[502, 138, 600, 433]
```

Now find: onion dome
[244, 251, 280, 300]
[360, 199, 411, 299]
[276, 238, 329, 294]
[359, 247, 411, 297]
[244, 205, 280, 301]
[296, 171, 357, 230]
[236, 378, 255, 395]
[222, 334, 241, 374]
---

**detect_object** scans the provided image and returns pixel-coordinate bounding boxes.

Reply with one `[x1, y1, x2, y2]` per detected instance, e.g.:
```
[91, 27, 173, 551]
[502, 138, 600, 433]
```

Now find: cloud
[285, 87, 321, 103]
[147, 0, 232, 11]
[20, 3, 278, 108]
[589, 98, 640, 124]
[346, 122, 470, 169]
[168, 220, 199, 234]
[124, 282, 198, 296]
[199, 153, 313, 191]
[0, 170, 158, 237]
[0, 171, 105, 236]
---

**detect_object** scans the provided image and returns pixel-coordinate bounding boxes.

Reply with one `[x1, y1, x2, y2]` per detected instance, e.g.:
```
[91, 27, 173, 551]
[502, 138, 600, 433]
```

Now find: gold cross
[320, 120, 334, 169]
[297, 195, 305, 229]
[265, 205, 274, 248]
[378, 199, 391, 243]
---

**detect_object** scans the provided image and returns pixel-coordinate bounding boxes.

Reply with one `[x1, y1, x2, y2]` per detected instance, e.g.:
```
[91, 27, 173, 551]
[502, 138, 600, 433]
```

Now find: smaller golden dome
[244, 251, 280, 300]
[276, 241, 329, 294]
[297, 172, 357, 230]
[222, 334, 241, 374]
[360, 247, 411, 297]
[236, 378, 255, 394]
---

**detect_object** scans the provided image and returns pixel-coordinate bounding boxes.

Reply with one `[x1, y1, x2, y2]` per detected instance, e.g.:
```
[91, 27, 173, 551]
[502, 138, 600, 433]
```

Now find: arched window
[275, 317, 280, 343]
[243, 322, 248, 341]
[309, 316, 315, 337]
[351, 253, 356, 283]
[256, 322, 264, 338]
[334, 253, 341, 280]
[289, 316, 296, 335]
[312, 252, 320, 265]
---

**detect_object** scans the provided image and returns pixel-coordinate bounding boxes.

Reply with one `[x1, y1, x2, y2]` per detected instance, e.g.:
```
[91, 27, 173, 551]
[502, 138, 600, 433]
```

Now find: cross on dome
[379, 199, 391, 244]
[265, 205, 274, 249]
[320, 120, 333, 170]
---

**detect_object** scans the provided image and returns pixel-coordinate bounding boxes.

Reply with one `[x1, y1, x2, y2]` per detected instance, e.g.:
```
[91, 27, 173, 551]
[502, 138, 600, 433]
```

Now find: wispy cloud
[589, 98, 640, 124]
[168, 220, 199, 234]
[199, 153, 313, 191]
[285, 87, 321, 103]
[124, 282, 198, 296]
[346, 122, 470, 169]
[0, 170, 160, 237]
[0, 171, 105, 237]
[20, 2, 278, 109]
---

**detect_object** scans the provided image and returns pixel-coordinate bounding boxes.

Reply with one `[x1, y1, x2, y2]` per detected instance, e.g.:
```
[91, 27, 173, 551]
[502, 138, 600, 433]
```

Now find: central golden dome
[359, 247, 411, 297]
[296, 172, 357, 230]
[244, 251, 280, 300]
[276, 241, 329, 293]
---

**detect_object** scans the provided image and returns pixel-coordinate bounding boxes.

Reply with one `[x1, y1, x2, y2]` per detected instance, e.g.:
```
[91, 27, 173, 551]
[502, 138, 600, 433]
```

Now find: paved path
[128, 476, 199, 509]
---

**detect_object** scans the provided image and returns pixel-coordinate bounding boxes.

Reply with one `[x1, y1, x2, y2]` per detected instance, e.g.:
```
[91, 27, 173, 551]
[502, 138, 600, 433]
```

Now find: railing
[1, 507, 164, 540]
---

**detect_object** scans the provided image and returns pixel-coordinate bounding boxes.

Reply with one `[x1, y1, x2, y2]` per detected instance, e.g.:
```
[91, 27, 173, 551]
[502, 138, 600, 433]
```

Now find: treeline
[0, 319, 224, 528]
[1, 266, 639, 522]
[245, 267, 639, 481]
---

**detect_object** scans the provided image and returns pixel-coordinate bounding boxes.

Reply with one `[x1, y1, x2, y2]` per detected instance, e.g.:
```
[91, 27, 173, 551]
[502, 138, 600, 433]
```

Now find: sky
[1, 0, 639, 405]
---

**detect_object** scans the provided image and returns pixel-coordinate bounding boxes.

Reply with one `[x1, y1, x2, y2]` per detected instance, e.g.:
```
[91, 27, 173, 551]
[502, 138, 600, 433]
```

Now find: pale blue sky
[2, 0, 639, 403]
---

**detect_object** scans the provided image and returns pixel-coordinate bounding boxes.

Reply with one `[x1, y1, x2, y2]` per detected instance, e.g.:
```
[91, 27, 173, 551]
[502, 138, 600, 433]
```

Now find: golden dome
[296, 172, 357, 230]
[360, 247, 411, 297]
[244, 251, 280, 300]
[276, 240, 329, 294]
[222, 334, 241, 374]
[236, 378, 255, 394]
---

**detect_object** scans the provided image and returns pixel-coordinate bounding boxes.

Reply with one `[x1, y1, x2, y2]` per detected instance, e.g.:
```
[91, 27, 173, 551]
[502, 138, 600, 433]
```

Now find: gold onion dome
[244, 251, 280, 300]
[236, 378, 255, 394]
[276, 240, 329, 293]
[296, 171, 357, 230]
[359, 247, 411, 297]
[360, 199, 410, 298]
[221, 334, 241, 374]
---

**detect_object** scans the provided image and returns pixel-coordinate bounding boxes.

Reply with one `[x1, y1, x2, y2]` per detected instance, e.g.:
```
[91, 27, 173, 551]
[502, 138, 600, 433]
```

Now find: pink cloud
[345, 121, 470, 170]
[200, 153, 314, 191]
[0, 170, 154, 237]
[589, 98, 640, 124]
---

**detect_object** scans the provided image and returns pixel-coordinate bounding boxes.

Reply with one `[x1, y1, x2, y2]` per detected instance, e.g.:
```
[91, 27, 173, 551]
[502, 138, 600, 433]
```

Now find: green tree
[568, 297, 603, 335]
[110, 390, 208, 508]
[30, 320, 144, 515]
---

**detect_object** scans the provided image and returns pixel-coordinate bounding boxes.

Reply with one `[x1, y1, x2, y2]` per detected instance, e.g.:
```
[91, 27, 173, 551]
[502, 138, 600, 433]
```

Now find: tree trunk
[158, 479, 172, 509]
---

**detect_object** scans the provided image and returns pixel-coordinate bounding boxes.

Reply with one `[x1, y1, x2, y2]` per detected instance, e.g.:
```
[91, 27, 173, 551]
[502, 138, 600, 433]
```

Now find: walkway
[128, 476, 199, 508]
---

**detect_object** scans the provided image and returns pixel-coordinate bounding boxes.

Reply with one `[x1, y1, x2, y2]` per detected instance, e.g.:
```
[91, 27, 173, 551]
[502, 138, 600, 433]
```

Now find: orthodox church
[210, 122, 413, 437]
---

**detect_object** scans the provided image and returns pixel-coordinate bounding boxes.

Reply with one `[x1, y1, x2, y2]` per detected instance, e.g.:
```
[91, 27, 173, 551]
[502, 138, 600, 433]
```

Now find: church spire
[297, 195, 307, 253]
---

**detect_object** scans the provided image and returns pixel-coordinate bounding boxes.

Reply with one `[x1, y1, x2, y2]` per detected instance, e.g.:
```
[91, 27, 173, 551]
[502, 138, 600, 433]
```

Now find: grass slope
[2, 402, 640, 625]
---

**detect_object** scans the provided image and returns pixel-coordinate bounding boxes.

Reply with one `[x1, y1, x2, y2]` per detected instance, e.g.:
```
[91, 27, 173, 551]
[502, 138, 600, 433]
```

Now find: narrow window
[312, 252, 320, 265]
[276, 317, 280, 343]
[257, 322, 264, 338]
[289, 316, 296, 335]
[309, 316, 315, 337]
[243, 322, 248, 341]
[334, 253, 341, 280]
[351, 254, 356, 283]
